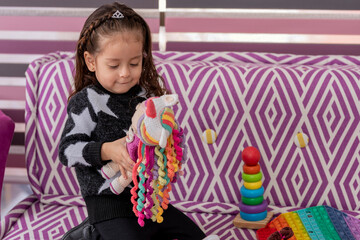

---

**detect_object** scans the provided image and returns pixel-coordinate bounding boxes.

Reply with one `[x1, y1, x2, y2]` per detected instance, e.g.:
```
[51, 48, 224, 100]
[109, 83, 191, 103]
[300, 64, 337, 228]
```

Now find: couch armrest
[0, 110, 15, 202]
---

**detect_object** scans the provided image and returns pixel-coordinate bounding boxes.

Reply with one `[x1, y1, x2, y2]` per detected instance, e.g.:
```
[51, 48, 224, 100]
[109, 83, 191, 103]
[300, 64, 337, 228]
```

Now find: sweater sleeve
[58, 90, 104, 168]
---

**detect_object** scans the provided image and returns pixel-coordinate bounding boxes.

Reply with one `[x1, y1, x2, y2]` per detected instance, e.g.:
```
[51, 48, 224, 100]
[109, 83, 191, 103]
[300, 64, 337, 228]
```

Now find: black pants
[92, 204, 206, 240]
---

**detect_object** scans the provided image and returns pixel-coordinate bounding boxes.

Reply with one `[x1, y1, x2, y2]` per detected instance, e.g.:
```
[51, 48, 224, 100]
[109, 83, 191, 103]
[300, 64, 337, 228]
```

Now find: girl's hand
[101, 137, 135, 179]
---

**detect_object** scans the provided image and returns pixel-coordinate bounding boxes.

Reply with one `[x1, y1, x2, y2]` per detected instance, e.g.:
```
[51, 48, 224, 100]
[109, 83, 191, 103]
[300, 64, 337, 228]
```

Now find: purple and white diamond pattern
[2, 51, 360, 240]
[155, 54, 360, 213]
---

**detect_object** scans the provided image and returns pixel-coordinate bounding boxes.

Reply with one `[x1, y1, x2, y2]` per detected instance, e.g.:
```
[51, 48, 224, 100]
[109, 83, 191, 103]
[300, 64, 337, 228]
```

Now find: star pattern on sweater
[98, 171, 121, 194]
[66, 108, 96, 137]
[87, 88, 117, 118]
[64, 142, 91, 167]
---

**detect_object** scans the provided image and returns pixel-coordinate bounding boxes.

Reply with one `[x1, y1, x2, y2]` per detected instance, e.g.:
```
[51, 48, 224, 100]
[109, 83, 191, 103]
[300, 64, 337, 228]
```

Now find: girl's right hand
[101, 137, 135, 179]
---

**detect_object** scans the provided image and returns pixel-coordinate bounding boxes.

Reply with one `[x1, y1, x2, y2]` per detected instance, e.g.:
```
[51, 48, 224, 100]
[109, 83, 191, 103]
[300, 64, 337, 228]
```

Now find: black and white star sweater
[59, 82, 145, 224]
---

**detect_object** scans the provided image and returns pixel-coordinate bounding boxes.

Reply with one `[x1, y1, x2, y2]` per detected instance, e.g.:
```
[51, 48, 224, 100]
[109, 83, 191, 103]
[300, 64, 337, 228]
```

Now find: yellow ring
[244, 180, 262, 190]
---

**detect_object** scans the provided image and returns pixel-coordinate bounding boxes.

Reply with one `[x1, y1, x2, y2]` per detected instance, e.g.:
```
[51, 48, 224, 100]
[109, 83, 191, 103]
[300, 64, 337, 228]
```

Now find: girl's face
[84, 31, 143, 94]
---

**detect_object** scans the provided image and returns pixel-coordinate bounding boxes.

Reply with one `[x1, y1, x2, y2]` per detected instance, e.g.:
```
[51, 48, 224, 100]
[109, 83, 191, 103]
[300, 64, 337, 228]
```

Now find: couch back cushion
[25, 51, 360, 211]
[25, 52, 77, 199]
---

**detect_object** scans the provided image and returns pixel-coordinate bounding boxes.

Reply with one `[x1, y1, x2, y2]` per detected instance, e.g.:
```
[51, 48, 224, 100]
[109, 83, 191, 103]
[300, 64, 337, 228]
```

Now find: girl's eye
[130, 63, 139, 67]
[109, 65, 118, 69]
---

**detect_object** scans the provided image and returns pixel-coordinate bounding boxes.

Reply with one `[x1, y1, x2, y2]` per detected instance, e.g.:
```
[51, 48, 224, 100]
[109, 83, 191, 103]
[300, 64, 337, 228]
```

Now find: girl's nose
[119, 65, 130, 78]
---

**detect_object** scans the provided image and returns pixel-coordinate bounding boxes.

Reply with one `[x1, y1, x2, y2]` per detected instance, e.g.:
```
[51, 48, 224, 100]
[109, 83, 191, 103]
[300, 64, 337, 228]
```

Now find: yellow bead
[244, 180, 262, 189]
[202, 129, 217, 144]
[294, 132, 309, 148]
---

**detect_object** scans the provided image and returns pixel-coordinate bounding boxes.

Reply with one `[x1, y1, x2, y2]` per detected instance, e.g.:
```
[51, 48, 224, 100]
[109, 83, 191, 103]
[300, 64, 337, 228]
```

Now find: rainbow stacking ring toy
[239, 146, 268, 222]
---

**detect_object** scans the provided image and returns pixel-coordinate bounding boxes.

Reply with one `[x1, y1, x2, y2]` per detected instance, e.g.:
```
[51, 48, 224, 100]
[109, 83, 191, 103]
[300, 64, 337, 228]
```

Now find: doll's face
[131, 102, 145, 135]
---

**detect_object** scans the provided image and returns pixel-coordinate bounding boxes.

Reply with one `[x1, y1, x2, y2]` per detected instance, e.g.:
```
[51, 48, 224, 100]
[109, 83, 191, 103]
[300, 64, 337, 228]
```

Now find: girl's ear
[84, 51, 96, 72]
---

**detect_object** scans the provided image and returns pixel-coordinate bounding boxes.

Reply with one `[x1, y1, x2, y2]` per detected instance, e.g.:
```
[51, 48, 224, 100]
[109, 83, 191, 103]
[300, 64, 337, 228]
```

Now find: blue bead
[240, 210, 267, 221]
[240, 185, 264, 198]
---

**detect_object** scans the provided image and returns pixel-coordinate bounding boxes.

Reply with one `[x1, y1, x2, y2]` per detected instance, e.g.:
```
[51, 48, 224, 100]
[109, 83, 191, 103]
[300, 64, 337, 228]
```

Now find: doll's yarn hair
[130, 99, 185, 227]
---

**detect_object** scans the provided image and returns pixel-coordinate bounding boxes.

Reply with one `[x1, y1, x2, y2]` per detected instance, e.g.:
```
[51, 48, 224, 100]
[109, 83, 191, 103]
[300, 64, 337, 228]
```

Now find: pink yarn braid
[173, 128, 183, 165]
[130, 141, 143, 216]
[172, 128, 184, 182]
[144, 146, 154, 219]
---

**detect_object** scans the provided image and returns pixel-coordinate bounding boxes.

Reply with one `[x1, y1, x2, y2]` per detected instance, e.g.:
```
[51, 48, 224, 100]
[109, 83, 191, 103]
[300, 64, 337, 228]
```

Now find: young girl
[59, 2, 218, 240]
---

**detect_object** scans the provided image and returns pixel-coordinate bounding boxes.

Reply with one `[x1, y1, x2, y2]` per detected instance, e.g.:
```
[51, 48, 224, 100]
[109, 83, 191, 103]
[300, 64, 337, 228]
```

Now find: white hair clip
[112, 10, 124, 19]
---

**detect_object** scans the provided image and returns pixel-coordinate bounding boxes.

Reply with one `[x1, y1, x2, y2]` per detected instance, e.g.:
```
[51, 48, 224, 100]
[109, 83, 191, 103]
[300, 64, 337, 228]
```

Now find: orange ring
[243, 164, 260, 174]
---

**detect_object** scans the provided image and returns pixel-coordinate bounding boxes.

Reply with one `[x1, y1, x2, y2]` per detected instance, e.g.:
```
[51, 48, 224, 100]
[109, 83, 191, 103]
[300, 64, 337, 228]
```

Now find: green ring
[241, 196, 264, 205]
[242, 172, 262, 182]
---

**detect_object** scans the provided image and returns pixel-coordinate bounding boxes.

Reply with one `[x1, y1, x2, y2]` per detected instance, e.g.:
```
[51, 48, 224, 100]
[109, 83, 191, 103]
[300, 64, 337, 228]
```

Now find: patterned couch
[1, 51, 360, 240]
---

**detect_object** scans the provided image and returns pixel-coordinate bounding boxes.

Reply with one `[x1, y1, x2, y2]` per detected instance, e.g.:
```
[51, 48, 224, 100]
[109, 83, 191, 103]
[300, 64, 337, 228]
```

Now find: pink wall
[0, 16, 159, 32]
[164, 17, 360, 55]
[166, 18, 360, 35]
[0, 16, 85, 31]
[0, 16, 159, 54]
[0, 15, 358, 54]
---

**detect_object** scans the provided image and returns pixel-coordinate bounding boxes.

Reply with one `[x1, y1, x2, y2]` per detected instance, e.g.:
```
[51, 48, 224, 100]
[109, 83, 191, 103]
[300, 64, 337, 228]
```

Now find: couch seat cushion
[2, 196, 87, 240]
[3, 198, 360, 240]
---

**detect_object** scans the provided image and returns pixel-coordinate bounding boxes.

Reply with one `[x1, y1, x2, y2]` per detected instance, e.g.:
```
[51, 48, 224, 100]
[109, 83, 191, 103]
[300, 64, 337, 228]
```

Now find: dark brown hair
[70, 2, 167, 100]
